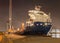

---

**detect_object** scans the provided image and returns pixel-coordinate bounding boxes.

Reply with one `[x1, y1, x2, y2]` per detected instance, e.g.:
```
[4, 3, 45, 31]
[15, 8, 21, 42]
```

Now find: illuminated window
[56, 29, 60, 32]
[45, 23, 47, 25]
[52, 34, 56, 38]
[51, 29, 60, 38]
[56, 34, 60, 38]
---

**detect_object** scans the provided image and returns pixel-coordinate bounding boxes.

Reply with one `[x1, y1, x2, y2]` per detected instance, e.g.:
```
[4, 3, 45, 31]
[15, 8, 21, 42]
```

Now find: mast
[9, 0, 12, 29]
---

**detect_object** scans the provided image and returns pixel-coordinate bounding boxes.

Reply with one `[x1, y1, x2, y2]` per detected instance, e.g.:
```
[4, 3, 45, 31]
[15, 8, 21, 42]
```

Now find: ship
[15, 6, 52, 35]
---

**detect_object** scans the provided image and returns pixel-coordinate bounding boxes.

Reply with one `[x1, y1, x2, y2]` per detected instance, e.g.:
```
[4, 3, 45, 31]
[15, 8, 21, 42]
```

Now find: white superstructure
[28, 6, 51, 22]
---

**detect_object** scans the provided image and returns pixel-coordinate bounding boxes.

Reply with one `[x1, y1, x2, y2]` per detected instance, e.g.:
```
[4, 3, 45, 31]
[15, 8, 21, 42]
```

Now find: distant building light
[56, 34, 60, 38]
[52, 34, 60, 38]
[51, 29, 60, 38]
[56, 29, 60, 32]
[52, 34, 56, 38]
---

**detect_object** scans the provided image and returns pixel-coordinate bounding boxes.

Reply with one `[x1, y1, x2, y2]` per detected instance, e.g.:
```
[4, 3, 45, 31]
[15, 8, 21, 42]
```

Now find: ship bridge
[28, 8, 51, 22]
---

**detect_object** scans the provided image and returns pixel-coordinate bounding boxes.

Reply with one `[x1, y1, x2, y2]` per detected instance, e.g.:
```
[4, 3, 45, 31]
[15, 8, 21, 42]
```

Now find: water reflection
[0, 34, 60, 43]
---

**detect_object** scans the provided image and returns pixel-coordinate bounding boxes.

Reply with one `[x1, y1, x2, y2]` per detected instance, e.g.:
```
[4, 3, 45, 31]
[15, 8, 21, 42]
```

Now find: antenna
[9, 0, 12, 29]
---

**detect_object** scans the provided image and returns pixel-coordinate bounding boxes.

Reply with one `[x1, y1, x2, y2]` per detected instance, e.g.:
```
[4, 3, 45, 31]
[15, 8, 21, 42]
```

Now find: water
[0, 35, 60, 43]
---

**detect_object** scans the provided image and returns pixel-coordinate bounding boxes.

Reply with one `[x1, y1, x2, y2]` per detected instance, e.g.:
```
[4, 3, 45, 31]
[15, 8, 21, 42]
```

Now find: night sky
[0, 0, 60, 31]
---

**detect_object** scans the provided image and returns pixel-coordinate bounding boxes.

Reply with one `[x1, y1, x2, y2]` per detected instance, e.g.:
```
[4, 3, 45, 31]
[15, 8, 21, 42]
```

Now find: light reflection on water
[1, 35, 60, 43]
[13, 36, 60, 43]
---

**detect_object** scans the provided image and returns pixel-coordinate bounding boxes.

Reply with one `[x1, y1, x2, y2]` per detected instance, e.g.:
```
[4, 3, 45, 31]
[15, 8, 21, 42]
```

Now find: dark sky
[0, 0, 60, 31]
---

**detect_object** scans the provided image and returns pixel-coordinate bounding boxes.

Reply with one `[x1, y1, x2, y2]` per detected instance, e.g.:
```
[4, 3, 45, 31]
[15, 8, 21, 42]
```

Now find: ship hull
[17, 22, 52, 35]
